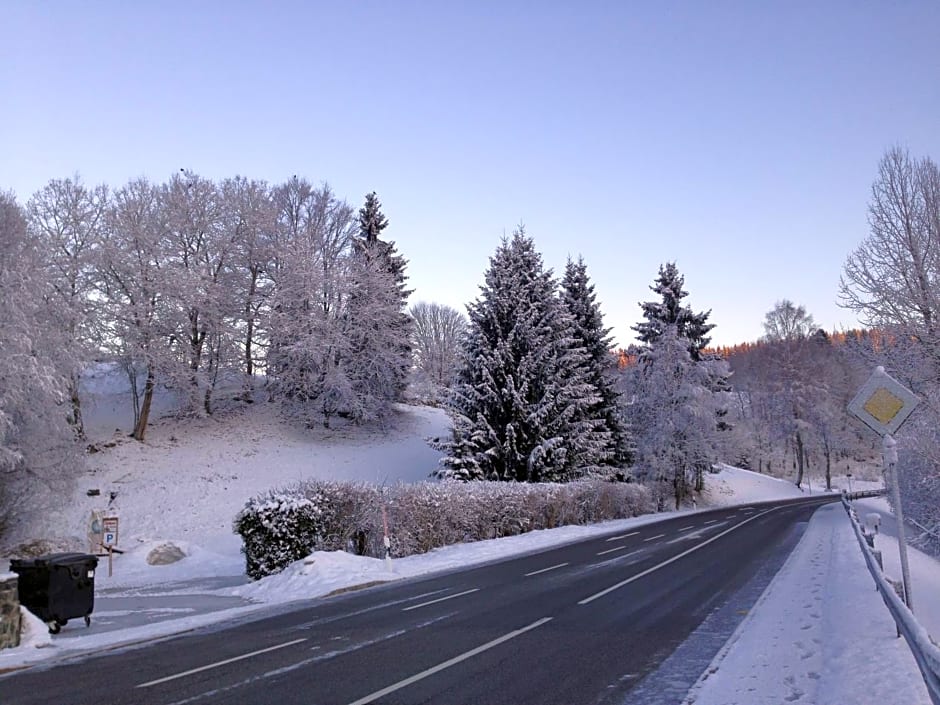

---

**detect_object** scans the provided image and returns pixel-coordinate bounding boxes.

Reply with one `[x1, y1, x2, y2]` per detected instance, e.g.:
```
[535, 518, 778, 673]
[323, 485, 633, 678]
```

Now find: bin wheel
[48, 622, 61, 635]
[84, 615, 91, 627]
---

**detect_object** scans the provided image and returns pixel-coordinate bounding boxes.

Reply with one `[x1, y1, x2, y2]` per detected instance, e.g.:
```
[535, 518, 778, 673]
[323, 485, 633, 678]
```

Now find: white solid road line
[605, 531, 641, 542]
[596, 545, 628, 556]
[345, 617, 553, 705]
[525, 562, 569, 576]
[578, 507, 780, 605]
[643, 534, 666, 542]
[137, 638, 308, 688]
[402, 588, 479, 611]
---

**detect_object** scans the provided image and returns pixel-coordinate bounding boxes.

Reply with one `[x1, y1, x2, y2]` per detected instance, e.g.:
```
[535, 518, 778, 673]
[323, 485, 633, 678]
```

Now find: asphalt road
[1, 495, 837, 705]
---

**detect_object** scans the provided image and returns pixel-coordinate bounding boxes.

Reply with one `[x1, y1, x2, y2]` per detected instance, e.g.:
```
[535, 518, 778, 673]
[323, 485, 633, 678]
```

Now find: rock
[146, 543, 187, 565]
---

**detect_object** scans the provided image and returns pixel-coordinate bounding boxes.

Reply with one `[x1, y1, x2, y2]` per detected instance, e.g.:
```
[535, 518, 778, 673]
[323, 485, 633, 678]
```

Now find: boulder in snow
[146, 543, 187, 565]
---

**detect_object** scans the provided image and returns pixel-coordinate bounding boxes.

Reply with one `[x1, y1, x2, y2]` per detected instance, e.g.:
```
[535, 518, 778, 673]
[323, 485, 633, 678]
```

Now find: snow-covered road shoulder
[686, 502, 931, 705]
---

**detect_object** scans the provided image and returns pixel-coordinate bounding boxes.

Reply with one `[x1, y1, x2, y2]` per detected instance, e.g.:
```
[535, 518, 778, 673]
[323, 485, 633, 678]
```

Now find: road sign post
[847, 366, 919, 613]
[102, 516, 119, 578]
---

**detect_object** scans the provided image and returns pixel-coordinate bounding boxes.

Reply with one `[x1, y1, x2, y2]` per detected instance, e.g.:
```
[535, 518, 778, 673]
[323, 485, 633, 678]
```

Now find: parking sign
[102, 517, 119, 547]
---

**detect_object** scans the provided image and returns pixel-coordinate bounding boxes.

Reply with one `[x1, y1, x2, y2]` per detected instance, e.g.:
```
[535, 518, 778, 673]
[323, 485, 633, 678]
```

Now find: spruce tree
[358, 191, 389, 244]
[629, 263, 732, 497]
[560, 257, 630, 466]
[436, 229, 609, 481]
[348, 192, 413, 403]
[633, 262, 714, 361]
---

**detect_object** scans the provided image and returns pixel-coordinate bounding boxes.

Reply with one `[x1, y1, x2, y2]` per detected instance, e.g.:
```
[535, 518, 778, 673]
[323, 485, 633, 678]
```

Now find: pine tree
[560, 257, 630, 466]
[358, 191, 389, 244]
[627, 263, 732, 498]
[633, 262, 714, 361]
[436, 229, 609, 481]
[348, 191, 413, 404]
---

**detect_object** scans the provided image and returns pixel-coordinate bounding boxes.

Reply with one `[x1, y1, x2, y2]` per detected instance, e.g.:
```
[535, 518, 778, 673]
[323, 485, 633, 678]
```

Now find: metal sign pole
[848, 366, 921, 617]
[883, 434, 914, 611]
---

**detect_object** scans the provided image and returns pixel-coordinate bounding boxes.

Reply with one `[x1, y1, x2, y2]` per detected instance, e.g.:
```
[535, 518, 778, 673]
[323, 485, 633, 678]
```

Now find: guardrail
[842, 495, 940, 705]
[843, 488, 887, 501]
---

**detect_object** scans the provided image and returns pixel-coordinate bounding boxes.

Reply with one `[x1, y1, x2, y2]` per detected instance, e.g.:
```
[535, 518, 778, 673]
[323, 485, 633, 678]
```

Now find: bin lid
[15, 552, 99, 568]
[9, 558, 40, 571]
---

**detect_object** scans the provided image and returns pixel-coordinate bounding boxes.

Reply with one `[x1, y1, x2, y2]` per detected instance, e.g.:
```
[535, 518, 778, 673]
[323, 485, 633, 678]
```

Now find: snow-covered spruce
[435, 229, 616, 482]
[234, 479, 653, 578]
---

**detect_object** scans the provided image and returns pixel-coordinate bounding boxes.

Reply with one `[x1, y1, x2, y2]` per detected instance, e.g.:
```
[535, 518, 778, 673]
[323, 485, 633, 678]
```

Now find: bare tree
[0, 192, 78, 535]
[841, 147, 940, 544]
[409, 301, 466, 387]
[221, 176, 275, 391]
[161, 171, 238, 415]
[27, 176, 108, 438]
[97, 178, 170, 441]
[840, 147, 940, 366]
[266, 181, 360, 427]
[762, 299, 816, 342]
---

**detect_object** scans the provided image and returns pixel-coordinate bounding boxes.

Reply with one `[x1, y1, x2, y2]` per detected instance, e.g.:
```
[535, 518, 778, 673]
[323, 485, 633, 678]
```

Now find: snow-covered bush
[235, 479, 653, 578]
[234, 489, 336, 579]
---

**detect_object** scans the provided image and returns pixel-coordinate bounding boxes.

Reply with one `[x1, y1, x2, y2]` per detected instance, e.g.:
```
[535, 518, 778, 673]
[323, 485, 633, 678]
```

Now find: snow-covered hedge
[234, 479, 653, 578]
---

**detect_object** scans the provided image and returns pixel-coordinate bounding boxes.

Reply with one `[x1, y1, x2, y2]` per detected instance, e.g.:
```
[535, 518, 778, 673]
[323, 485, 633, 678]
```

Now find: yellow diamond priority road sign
[848, 367, 919, 437]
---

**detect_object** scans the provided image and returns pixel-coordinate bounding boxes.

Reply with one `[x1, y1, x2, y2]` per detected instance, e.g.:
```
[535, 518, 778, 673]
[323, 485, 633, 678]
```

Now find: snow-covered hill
[38, 384, 451, 552]
[703, 464, 812, 505]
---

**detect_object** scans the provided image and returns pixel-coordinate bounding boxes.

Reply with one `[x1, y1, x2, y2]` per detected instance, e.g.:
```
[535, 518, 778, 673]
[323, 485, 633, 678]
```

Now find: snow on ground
[26, 385, 451, 550]
[855, 496, 940, 642]
[687, 501, 932, 705]
[227, 512, 687, 604]
[701, 464, 816, 506]
[13, 608, 52, 651]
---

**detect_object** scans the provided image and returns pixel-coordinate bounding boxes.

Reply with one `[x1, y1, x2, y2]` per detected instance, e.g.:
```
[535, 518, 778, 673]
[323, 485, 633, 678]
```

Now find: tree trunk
[244, 316, 254, 377]
[794, 432, 805, 488]
[824, 441, 832, 491]
[204, 338, 221, 416]
[244, 269, 258, 381]
[132, 367, 155, 441]
[68, 373, 86, 440]
[126, 361, 141, 428]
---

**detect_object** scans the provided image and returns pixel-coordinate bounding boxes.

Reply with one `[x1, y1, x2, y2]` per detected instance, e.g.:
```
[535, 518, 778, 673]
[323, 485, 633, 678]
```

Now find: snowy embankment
[855, 496, 940, 642]
[27, 385, 450, 551]
[702, 464, 809, 506]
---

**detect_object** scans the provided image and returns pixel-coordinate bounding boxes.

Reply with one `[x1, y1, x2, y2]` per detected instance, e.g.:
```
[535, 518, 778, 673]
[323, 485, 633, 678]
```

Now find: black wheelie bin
[9, 552, 98, 633]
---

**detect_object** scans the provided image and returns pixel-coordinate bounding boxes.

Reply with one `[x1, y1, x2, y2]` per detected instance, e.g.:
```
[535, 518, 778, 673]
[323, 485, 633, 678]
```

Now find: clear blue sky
[2, 2, 938, 347]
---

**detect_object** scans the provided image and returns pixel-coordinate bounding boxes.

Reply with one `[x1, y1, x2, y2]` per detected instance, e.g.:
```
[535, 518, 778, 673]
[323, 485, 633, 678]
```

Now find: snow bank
[687, 502, 930, 705]
[229, 511, 679, 604]
[15, 608, 52, 651]
[854, 498, 940, 643]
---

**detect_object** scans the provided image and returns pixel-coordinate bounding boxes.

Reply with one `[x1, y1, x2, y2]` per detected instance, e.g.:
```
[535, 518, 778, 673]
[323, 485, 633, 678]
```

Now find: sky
[2, 2, 938, 348]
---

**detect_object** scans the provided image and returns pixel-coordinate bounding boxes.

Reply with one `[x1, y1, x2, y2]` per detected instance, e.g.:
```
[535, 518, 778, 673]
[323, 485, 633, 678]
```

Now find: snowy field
[2, 372, 939, 705]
